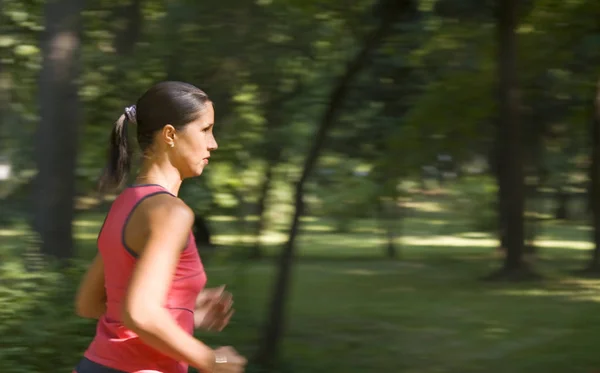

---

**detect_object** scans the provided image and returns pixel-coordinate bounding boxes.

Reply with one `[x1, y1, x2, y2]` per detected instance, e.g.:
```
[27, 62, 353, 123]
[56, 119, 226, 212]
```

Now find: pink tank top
[84, 184, 207, 373]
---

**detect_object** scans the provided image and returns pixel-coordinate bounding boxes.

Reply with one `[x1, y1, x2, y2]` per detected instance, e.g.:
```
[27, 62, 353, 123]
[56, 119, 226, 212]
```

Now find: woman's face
[171, 104, 218, 178]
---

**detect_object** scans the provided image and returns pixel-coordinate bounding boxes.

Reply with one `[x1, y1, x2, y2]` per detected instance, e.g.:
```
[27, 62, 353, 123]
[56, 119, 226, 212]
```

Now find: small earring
[170, 143, 174, 148]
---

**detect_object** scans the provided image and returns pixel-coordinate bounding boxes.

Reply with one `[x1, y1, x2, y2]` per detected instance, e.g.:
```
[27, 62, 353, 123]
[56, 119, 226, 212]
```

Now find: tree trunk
[381, 197, 399, 259]
[587, 78, 600, 272]
[251, 84, 304, 259]
[486, 0, 532, 280]
[113, 0, 143, 56]
[0, 0, 9, 162]
[487, 138, 508, 251]
[0, 59, 8, 152]
[253, 0, 408, 366]
[33, 0, 84, 261]
[109, 0, 143, 113]
[554, 188, 569, 220]
[250, 157, 277, 259]
[0, 56, 13, 223]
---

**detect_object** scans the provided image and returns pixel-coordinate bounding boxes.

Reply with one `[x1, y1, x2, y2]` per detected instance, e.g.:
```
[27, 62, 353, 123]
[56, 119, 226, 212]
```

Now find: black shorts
[73, 357, 126, 373]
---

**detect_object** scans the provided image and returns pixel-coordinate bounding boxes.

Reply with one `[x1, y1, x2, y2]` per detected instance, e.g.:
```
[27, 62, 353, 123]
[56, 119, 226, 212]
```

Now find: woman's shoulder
[138, 193, 194, 225]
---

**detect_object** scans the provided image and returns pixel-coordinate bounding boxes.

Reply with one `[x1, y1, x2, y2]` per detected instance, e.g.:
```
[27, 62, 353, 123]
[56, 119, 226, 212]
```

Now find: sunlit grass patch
[0, 227, 27, 237]
[72, 219, 103, 228]
[402, 235, 498, 248]
[404, 200, 447, 213]
[208, 215, 238, 222]
[73, 232, 99, 241]
[534, 239, 593, 250]
[212, 231, 288, 245]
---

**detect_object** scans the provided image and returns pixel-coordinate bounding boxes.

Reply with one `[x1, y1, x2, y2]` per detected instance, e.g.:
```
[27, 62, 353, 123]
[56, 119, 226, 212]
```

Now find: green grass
[205, 260, 600, 373]
[1, 193, 600, 373]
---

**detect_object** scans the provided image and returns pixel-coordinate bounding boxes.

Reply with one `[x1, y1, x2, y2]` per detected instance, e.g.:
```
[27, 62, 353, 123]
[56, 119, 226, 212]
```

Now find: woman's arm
[75, 253, 107, 319]
[121, 195, 216, 373]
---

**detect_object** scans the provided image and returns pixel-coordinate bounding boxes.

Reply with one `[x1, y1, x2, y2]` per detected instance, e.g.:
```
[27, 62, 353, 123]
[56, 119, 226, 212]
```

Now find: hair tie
[124, 105, 137, 124]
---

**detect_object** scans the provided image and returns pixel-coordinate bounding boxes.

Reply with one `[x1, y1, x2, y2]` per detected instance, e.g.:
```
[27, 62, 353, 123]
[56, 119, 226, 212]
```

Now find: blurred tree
[255, 0, 414, 366]
[587, 78, 600, 273]
[486, 0, 528, 279]
[33, 0, 84, 260]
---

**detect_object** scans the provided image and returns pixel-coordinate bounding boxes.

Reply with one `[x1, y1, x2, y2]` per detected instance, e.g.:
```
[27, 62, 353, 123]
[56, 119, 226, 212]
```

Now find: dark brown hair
[98, 81, 211, 191]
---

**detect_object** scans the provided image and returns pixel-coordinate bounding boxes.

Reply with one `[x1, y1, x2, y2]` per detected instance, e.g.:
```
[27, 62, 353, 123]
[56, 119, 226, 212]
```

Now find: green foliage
[309, 161, 380, 232]
[448, 176, 498, 233]
[179, 178, 214, 214]
[0, 258, 96, 373]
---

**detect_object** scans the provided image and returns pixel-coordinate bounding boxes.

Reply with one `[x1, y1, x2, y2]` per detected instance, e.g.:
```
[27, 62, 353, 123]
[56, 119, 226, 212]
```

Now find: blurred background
[2, 0, 600, 372]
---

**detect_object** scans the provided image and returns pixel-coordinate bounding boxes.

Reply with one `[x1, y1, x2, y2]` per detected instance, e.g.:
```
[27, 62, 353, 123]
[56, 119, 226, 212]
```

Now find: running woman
[73, 81, 246, 373]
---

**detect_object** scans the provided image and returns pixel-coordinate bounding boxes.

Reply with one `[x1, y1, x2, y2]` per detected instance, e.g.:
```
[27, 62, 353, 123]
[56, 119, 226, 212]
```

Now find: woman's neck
[136, 160, 182, 196]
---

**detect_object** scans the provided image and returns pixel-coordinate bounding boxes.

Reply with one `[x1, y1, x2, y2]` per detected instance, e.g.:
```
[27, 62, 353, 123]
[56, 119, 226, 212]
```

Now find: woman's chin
[193, 165, 206, 176]
[181, 168, 204, 180]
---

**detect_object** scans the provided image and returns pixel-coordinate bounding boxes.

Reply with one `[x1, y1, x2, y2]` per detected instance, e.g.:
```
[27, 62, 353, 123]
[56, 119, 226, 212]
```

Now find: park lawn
[199, 260, 600, 373]
[1, 196, 600, 373]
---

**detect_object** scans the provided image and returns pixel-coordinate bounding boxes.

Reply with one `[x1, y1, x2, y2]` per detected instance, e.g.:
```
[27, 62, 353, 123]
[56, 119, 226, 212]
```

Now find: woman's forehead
[190, 105, 214, 126]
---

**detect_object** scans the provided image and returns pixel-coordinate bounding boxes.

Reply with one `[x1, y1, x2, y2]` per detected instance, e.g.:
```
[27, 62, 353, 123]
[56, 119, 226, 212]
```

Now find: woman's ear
[161, 124, 177, 148]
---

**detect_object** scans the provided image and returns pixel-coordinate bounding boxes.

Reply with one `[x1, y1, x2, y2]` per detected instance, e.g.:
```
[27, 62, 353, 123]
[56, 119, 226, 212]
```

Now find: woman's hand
[212, 346, 247, 373]
[194, 285, 234, 331]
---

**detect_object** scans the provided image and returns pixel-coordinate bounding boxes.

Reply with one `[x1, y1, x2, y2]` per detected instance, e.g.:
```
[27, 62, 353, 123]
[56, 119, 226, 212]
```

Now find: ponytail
[98, 106, 136, 191]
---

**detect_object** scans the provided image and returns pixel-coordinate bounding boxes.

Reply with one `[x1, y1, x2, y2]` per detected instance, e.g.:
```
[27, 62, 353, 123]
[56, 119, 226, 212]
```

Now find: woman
[73, 81, 247, 373]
